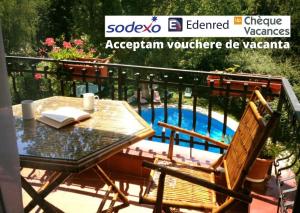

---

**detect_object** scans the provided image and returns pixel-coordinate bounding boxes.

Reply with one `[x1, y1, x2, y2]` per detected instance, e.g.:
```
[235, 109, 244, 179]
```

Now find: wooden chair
[140, 90, 280, 213]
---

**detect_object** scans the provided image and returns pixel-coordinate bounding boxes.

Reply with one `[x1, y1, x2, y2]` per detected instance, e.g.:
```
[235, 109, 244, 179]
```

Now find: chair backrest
[223, 90, 280, 191]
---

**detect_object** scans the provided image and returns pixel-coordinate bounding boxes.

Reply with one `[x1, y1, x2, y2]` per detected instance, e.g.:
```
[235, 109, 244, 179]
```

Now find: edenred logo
[106, 16, 161, 33]
[168, 17, 183, 31]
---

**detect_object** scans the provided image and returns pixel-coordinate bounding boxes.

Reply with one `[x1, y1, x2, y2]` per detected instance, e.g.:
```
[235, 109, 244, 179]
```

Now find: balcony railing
[5, 55, 300, 213]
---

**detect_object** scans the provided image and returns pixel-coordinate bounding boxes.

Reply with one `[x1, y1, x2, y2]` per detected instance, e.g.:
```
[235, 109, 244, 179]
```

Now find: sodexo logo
[168, 17, 183, 31]
[106, 16, 161, 34]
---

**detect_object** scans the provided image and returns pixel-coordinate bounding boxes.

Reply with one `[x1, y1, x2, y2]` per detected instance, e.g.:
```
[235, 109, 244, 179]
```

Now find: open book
[37, 107, 91, 129]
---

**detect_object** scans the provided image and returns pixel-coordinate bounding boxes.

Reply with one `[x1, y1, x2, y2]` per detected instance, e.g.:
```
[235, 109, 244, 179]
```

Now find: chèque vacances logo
[106, 16, 161, 33]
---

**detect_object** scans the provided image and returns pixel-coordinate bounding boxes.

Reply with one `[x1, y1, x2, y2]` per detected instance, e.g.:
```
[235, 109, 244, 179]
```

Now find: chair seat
[142, 158, 218, 211]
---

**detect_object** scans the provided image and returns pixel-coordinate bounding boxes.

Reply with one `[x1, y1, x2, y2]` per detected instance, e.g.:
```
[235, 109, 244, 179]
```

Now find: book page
[37, 116, 74, 129]
[41, 107, 90, 123]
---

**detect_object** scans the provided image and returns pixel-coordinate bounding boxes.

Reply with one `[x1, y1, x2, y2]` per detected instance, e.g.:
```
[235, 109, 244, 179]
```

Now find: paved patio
[21, 140, 296, 212]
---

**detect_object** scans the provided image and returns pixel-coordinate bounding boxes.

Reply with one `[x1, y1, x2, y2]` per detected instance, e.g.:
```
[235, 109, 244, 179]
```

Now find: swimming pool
[141, 107, 235, 153]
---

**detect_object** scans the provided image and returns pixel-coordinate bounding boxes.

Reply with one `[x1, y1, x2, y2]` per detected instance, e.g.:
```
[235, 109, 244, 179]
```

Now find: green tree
[70, 0, 122, 48]
[37, 0, 74, 41]
[121, 0, 153, 14]
[0, 0, 45, 53]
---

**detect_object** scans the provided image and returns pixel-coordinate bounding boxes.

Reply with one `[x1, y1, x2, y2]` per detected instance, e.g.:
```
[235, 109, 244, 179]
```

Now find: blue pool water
[141, 107, 235, 153]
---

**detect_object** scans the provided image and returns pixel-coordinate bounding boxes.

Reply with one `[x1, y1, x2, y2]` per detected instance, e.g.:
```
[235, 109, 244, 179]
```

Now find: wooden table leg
[93, 164, 129, 212]
[21, 172, 71, 213]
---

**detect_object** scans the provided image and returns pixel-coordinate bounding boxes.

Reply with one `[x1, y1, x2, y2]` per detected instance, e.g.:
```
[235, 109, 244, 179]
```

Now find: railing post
[70, 67, 77, 97]
[135, 73, 141, 115]
[118, 68, 123, 100]
[31, 64, 36, 78]
[60, 79, 65, 96]
[273, 87, 285, 143]
[57, 63, 65, 96]
[163, 75, 168, 123]
[81, 68, 89, 93]
[43, 65, 48, 79]
[80, 67, 87, 91]
[19, 63, 24, 77]
[261, 84, 268, 97]
[222, 82, 230, 153]
[7, 62, 12, 76]
[109, 69, 114, 100]
[9, 63, 20, 103]
[277, 87, 285, 112]
[95, 66, 103, 99]
[43, 65, 53, 96]
[178, 76, 183, 127]
[162, 127, 166, 143]
[175, 132, 180, 146]
[149, 74, 155, 125]
[123, 71, 127, 101]
[242, 83, 249, 113]
[207, 80, 214, 151]
[68, 66, 74, 80]
[190, 77, 198, 149]
[32, 64, 40, 97]
[176, 76, 183, 145]
[72, 81, 76, 97]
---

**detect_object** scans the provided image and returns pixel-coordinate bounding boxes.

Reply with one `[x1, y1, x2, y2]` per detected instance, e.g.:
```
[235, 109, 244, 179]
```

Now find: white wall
[0, 24, 23, 212]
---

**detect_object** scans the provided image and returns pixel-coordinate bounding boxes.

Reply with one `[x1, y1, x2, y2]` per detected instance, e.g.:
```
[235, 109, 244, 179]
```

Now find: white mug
[21, 100, 35, 120]
[83, 93, 99, 111]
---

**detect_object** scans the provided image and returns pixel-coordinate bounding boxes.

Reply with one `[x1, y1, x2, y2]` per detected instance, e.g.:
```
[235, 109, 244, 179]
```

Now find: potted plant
[207, 71, 282, 96]
[39, 35, 112, 82]
[246, 139, 281, 183]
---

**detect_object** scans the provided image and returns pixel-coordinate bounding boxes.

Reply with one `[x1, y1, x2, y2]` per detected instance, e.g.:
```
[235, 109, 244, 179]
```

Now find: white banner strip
[105, 16, 290, 38]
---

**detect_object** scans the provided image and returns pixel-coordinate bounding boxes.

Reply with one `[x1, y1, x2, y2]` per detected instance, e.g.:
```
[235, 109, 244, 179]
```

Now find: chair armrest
[158, 122, 229, 149]
[142, 160, 252, 204]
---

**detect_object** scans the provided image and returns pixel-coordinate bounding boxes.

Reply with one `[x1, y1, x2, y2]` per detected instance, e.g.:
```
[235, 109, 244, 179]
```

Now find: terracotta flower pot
[63, 58, 110, 82]
[246, 158, 274, 183]
[207, 75, 282, 96]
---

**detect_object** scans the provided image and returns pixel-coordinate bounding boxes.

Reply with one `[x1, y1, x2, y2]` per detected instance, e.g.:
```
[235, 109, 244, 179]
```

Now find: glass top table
[14, 96, 154, 212]
[13, 96, 154, 172]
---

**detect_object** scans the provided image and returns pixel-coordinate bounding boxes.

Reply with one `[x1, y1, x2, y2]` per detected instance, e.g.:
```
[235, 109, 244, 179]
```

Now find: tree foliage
[37, 0, 74, 40]
[0, 0, 299, 81]
[0, 0, 46, 53]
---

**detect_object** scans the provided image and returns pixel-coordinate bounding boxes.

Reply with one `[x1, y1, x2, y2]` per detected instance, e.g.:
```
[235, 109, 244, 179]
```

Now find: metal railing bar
[151, 135, 223, 149]
[6, 56, 283, 81]
[282, 78, 300, 120]
[6, 67, 283, 98]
